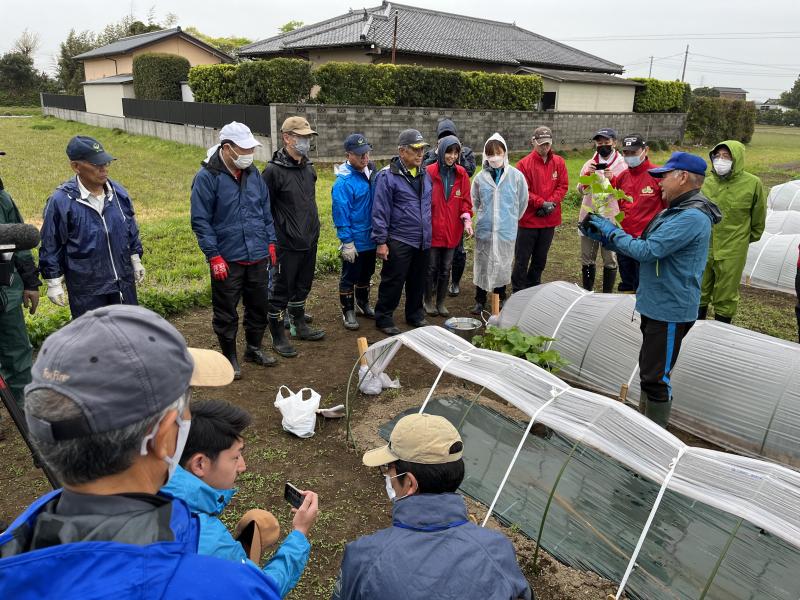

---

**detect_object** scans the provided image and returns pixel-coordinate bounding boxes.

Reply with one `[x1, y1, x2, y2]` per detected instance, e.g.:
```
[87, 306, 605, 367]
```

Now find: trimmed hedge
[188, 59, 313, 104]
[685, 97, 756, 144]
[315, 62, 542, 110]
[631, 78, 691, 113]
[755, 108, 800, 126]
[133, 53, 190, 101]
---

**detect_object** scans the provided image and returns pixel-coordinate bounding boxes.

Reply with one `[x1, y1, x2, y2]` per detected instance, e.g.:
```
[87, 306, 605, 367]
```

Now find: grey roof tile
[73, 27, 232, 62]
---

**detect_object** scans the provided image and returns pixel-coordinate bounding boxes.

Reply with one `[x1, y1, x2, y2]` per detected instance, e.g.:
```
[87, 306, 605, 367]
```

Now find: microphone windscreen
[0, 223, 41, 251]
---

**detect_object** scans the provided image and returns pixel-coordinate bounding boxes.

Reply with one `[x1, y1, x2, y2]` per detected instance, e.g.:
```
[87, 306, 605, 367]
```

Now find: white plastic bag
[358, 365, 401, 395]
[274, 386, 320, 438]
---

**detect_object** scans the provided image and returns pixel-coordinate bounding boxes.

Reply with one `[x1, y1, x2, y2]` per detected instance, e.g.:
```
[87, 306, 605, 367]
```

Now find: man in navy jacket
[191, 122, 278, 378]
[371, 129, 433, 336]
[39, 136, 143, 319]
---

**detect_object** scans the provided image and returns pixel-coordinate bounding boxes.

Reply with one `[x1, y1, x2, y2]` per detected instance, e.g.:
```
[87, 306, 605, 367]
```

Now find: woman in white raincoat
[470, 133, 529, 314]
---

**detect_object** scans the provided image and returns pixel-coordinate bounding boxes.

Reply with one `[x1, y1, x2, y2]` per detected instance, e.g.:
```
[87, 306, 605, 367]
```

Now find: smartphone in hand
[284, 482, 304, 509]
[594, 162, 608, 171]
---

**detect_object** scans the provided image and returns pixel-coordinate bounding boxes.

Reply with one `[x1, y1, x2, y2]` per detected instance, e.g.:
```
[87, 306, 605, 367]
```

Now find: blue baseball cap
[66, 135, 115, 165]
[344, 133, 372, 155]
[592, 128, 617, 141]
[648, 152, 708, 178]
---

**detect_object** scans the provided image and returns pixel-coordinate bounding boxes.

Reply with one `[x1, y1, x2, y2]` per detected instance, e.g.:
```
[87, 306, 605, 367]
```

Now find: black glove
[535, 202, 557, 217]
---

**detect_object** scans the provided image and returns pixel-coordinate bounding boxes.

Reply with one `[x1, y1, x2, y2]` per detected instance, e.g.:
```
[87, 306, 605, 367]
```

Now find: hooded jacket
[422, 119, 477, 176]
[0, 489, 281, 600]
[515, 147, 568, 229]
[371, 156, 433, 250]
[332, 493, 532, 600]
[701, 140, 767, 261]
[190, 148, 277, 262]
[426, 135, 472, 248]
[472, 133, 529, 290]
[611, 157, 667, 238]
[0, 185, 40, 310]
[39, 176, 142, 296]
[262, 148, 320, 252]
[331, 160, 377, 252]
[606, 189, 722, 322]
[161, 466, 310, 599]
[577, 149, 628, 224]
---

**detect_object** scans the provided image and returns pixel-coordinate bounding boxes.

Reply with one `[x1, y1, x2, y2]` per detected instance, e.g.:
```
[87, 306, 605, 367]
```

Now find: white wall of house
[83, 83, 136, 117]
[553, 82, 636, 112]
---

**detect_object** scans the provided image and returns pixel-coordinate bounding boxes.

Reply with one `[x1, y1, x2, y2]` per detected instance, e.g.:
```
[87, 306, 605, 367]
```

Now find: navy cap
[621, 134, 646, 151]
[66, 135, 115, 165]
[648, 152, 707, 178]
[344, 133, 372, 155]
[593, 128, 617, 141]
[25, 305, 233, 442]
[398, 128, 429, 148]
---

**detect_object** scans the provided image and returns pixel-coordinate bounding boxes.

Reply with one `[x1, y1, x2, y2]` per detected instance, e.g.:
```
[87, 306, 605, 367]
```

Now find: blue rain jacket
[371, 156, 432, 250]
[331, 161, 377, 251]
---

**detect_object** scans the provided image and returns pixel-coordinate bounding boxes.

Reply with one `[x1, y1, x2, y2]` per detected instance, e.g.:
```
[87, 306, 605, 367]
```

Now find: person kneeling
[162, 399, 318, 599]
[332, 413, 532, 600]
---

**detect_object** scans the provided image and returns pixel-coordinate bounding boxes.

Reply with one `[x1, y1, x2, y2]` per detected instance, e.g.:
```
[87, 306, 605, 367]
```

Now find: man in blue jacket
[39, 136, 144, 319]
[372, 129, 433, 336]
[191, 122, 278, 378]
[162, 399, 318, 598]
[332, 413, 532, 600]
[583, 152, 722, 427]
[0, 304, 283, 600]
[332, 133, 377, 330]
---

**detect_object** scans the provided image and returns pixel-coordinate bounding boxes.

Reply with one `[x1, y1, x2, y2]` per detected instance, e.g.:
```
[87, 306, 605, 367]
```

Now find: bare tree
[14, 29, 41, 58]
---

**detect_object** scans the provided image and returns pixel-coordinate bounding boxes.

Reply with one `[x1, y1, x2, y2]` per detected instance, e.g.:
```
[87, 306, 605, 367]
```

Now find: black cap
[344, 133, 372, 155]
[66, 135, 115, 165]
[397, 129, 428, 148]
[621, 134, 646, 151]
[592, 128, 617, 141]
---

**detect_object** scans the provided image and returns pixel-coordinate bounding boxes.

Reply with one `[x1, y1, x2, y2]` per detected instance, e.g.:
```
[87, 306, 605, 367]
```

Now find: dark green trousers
[0, 303, 33, 411]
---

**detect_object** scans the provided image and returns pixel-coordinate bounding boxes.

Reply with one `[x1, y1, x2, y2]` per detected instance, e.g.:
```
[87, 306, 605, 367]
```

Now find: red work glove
[268, 243, 278, 266]
[210, 255, 229, 281]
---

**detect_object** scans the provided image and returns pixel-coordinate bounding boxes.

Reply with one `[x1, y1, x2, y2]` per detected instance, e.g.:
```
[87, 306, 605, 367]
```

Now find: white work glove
[46, 277, 67, 307]
[340, 242, 358, 263]
[131, 254, 145, 284]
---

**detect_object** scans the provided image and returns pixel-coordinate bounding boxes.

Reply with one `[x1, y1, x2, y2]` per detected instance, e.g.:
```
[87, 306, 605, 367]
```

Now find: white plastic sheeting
[362, 325, 800, 558]
[742, 232, 800, 293]
[497, 281, 800, 466]
[767, 179, 800, 211]
[765, 210, 800, 234]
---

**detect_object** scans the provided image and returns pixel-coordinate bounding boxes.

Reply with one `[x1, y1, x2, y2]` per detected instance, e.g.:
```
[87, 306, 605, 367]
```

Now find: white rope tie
[614, 446, 688, 600]
[546, 286, 591, 351]
[418, 346, 478, 414]
[481, 386, 569, 527]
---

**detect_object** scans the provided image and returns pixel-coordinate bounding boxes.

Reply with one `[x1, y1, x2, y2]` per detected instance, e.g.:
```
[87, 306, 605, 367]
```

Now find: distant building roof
[240, 2, 622, 74]
[517, 67, 641, 86]
[73, 27, 233, 63]
[81, 74, 134, 85]
[712, 87, 748, 94]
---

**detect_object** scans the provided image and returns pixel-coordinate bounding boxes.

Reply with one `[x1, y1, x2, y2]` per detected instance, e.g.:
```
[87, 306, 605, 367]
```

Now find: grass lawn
[0, 112, 798, 343]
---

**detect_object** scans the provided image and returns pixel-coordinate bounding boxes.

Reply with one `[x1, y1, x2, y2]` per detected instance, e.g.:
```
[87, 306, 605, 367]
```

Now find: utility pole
[648, 56, 654, 78]
[681, 45, 689, 82]
[391, 10, 398, 65]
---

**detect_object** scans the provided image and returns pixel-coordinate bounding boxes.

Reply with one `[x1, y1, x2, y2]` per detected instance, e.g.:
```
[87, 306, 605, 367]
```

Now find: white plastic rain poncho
[471, 133, 529, 290]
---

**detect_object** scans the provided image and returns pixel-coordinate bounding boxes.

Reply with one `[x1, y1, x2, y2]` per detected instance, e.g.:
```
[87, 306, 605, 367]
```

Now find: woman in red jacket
[425, 136, 473, 317]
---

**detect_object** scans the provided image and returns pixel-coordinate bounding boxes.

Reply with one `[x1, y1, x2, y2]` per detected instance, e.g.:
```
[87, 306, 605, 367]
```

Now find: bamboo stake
[490, 292, 500, 316]
[357, 337, 369, 366]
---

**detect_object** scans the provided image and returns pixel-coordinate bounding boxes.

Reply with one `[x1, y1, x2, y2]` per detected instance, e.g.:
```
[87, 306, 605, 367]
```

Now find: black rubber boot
[340, 292, 360, 331]
[354, 285, 375, 319]
[268, 311, 298, 358]
[602, 267, 617, 293]
[436, 277, 450, 318]
[645, 399, 672, 429]
[449, 251, 465, 296]
[581, 265, 596, 291]
[284, 311, 313, 329]
[289, 303, 325, 341]
[423, 289, 438, 316]
[218, 337, 241, 380]
[244, 331, 277, 367]
[697, 305, 708, 321]
[714, 314, 732, 324]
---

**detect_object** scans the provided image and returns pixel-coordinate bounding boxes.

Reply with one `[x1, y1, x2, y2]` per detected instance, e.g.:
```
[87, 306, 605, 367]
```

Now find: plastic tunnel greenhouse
[765, 210, 800, 234]
[360, 326, 800, 600]
[767, 179, 800, 211]
[742, 232, 800, 293]
[497, 282, 800, 466]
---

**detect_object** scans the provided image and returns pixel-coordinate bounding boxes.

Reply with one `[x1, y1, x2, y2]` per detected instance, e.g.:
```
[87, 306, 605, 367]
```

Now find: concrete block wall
[272, 103, 687, 162]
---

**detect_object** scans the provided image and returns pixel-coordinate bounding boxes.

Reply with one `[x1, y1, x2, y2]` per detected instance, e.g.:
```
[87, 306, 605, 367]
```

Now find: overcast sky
[3, 0, 798, 102]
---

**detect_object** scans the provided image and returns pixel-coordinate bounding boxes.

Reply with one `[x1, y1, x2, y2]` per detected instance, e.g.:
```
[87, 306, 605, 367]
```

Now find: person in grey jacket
[331, 413, 532, 600]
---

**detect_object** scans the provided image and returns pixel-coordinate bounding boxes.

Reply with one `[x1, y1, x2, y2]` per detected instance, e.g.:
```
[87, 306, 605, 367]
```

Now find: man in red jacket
[610, 134, 667, 292]
[512, 126, 568, 292]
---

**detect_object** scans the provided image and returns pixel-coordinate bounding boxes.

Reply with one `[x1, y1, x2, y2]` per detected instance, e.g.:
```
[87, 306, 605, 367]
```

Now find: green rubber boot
[645, 399, 672, 428]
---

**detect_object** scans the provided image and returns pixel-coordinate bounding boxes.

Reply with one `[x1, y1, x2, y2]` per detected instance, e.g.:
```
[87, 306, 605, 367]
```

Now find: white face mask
[140, 399, 192, 482]
[624, 151, 644, 168]
[384, 472, 409, 502]
[487, 155, 504, 169]
[228, 146, 254, 170]
[713, 158, 733, 176]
